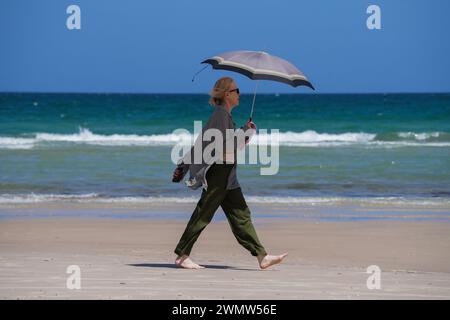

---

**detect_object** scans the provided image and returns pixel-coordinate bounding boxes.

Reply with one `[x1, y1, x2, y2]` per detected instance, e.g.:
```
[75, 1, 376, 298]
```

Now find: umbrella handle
[249, 80, 259, 120]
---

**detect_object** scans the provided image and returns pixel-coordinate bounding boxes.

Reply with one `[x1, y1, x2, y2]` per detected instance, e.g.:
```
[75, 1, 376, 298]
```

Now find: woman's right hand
[244, 119, 257, 145]
[245, 118, 257, 130]
[246, 120, 257, 130]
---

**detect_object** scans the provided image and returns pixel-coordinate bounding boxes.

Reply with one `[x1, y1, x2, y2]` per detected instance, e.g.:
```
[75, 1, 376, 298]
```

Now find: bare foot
[175, 255, 204, 269]
[257, 253, 288, 270]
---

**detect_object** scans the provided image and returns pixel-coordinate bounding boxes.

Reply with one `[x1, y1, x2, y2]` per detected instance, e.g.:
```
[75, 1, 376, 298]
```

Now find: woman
[172, 77, 288, 269]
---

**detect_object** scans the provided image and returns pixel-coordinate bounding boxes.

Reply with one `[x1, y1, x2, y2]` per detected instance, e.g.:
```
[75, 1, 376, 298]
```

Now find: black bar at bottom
[0, 300, 445, 319]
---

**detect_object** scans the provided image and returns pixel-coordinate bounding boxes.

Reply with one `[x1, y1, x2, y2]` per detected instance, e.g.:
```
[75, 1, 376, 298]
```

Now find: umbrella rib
[207, 56, 308, 81]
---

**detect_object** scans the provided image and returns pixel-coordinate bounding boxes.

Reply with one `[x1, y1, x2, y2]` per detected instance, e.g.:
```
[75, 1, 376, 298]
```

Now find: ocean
[0, 93, 449, 206]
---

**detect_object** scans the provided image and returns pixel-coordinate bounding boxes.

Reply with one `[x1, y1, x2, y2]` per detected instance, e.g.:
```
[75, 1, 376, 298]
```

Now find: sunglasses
[228, 88, 240, 95]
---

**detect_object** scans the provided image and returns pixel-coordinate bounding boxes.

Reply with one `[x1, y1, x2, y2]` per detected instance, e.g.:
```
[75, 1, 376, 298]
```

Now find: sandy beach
[2, 0, 450, 306]
[1, 201, 449, 300]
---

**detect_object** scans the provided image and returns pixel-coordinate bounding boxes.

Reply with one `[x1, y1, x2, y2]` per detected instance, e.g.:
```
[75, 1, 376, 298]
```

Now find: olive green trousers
[174, 163, 267, 257]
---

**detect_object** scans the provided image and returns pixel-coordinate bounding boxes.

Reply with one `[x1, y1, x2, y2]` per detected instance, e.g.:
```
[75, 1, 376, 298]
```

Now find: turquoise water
[0, 93, 449, 205]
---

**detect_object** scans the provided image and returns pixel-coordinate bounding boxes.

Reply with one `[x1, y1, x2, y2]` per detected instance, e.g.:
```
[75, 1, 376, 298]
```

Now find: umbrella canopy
[201, 50, 314, 90]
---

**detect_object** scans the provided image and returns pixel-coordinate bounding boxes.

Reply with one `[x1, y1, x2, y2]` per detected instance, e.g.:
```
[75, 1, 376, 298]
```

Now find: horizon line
[1, 91, 450, 95]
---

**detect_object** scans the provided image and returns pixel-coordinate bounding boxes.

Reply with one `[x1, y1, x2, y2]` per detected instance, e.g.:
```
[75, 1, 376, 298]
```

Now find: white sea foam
[0, 193, 101, 203]
[256, 130, 376, 145]
[34, 127, 195, 146]
[397, 131, 441, 140]
[0, 193, 198, 204]
[0, 137, 35, 149]
[0, 128, 448, 149]
[0, 193, 449, 207]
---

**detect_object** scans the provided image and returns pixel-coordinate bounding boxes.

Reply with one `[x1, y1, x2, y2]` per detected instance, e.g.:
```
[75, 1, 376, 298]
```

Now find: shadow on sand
[128, 263, 259, 271]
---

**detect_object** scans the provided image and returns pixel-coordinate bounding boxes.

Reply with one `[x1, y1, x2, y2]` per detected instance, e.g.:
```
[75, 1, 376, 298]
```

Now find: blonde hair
[209, 77, 234, 106]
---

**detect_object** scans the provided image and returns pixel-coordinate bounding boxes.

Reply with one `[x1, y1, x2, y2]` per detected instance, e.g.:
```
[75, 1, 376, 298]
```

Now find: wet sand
[0, 202, 449, 299]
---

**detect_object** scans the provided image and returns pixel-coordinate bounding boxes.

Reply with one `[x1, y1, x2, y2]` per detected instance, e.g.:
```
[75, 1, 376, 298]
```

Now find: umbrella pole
[249, 80, 259, 121]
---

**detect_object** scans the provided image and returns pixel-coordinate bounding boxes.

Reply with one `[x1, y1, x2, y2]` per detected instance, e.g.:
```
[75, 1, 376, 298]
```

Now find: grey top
[177, 104, 251, 191]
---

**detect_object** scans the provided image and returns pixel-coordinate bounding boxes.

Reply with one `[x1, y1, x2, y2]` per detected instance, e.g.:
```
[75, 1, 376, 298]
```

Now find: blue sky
[1, 0, 449, 93]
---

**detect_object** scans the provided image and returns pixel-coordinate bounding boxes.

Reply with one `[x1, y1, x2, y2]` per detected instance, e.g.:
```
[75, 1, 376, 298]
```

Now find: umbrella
[194, 50, 314, 120]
